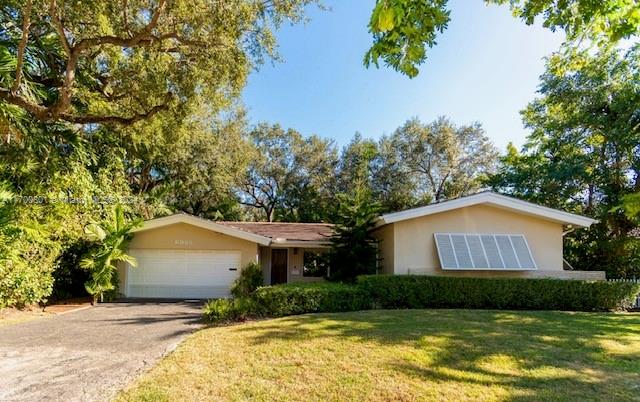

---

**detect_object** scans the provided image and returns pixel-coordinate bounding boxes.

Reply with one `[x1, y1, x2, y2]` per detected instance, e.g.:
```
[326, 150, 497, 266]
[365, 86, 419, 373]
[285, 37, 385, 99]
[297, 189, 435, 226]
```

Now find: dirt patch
[44, 297, 92, 314]
[0, 307, 51, 327]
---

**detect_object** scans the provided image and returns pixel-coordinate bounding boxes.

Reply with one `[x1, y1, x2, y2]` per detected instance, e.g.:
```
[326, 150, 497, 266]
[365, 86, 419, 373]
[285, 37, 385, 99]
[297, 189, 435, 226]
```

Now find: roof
[132, 214, 272, 246]
[133, 214, 334, 247]
[377, 191, 597, 228]
[217, 222, 334, 243]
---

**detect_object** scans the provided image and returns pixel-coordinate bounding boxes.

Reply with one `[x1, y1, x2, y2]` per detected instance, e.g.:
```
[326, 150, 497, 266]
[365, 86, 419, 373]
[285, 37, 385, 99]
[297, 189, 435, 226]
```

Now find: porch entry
[271, 249, 288, 284]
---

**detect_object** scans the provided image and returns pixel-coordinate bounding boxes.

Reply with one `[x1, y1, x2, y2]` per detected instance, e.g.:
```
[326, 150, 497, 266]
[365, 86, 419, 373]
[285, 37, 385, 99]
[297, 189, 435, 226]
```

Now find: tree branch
[75, 0, 167, 51]
[0, 87, 172, 125]
[11, 0, 33, 94]
[49, 0, 71, 55]
[61, 94, 172, 125]
[0, 88, 49, 119]
[46, 0, 169, 118]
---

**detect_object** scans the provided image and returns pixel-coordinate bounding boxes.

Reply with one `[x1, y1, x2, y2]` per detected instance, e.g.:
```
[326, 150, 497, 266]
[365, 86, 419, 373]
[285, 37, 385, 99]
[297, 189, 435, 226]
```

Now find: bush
[357, 275, 640, 312]
[252, 282, 370, 317]
[203, 297, 258, 323]
[230, 262, 264, 298]
[0, 258, 55, 309]
[0, 237, 59, 309]
[202, 275, 640, 324]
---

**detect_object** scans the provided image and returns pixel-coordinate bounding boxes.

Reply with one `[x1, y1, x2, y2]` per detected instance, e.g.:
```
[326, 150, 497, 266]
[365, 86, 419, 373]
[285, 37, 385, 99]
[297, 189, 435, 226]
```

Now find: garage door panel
[127, 285, 231, 299]
[127, 249, 241, 298]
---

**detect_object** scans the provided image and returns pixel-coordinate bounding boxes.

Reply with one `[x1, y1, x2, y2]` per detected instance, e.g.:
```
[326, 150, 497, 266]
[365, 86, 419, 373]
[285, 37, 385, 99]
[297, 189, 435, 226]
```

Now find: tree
[81, 204, 141, 303]
[392, 117, 498, 202]
[122, 107, 252, 220]
[239, 123, 337, 222]
[488, 44, 640, 278]
[619, 193, 640, 222]
[279, 134, 339, 222]
[239, 124, 298, 222]
[370, 134, 417, 212]
[0, 112, 135, 308]
[0, 0, 317, 126]
[0, 1, 320, 308]
[334, 120, 497, 213]
[365, 0, 450, 78]
[336, 133, 379, 194]
[328, 187, 381, 282]
[365, 0, 639, 77]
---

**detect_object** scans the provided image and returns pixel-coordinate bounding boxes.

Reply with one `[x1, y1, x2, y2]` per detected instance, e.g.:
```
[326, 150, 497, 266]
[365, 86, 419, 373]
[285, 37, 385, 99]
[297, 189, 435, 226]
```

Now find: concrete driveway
[0, 301, 203, 402]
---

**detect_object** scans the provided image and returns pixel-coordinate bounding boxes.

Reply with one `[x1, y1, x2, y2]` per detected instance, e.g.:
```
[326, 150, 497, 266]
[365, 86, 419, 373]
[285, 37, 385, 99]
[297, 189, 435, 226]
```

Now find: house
[118, 192, 604, 299]
[372, 191, 603, 281]
[119, 215, 333, 298]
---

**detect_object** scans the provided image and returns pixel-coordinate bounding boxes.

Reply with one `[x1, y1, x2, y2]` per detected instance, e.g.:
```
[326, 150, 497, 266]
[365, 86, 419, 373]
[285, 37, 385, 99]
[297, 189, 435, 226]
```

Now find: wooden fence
[608, 278, 640, 309]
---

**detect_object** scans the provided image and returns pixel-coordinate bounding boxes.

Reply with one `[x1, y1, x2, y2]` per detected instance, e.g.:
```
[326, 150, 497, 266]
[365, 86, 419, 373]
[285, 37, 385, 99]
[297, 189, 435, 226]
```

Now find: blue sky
[242, 0, 565, 152]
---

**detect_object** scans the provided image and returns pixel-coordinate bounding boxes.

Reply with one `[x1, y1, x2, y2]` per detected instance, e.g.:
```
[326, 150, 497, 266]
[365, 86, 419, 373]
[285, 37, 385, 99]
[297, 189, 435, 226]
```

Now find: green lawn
[117, 309, 640, 402]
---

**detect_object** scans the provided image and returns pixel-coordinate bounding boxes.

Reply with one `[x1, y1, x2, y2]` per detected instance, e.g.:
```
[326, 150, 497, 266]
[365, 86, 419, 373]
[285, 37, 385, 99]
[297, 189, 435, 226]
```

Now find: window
[303, 251, 330, 277]
[434, 233, 537, 270]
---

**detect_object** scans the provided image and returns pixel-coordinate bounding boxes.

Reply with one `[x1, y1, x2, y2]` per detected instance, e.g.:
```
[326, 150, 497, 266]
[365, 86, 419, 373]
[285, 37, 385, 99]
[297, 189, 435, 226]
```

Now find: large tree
[365, 0, 639, 77]
[335, 119, 498, 212]
[391, 117, 499, 203]
[0, 0, 315, 128]
[370, 134, 417, 212]
[239, 123, 337, 222]
[488, 44, 640, 278]
[0, 1, 318, 307]
[114, 106, 252, 220]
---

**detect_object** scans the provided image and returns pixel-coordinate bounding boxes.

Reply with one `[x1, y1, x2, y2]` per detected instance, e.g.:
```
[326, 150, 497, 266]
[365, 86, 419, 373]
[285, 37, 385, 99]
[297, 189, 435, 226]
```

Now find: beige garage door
[126, 249, 241, 299]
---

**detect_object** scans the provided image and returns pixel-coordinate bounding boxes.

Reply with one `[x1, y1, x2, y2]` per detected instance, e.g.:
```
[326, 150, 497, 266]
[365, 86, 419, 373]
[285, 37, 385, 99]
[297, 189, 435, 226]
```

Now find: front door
[271, 249, 288, 285]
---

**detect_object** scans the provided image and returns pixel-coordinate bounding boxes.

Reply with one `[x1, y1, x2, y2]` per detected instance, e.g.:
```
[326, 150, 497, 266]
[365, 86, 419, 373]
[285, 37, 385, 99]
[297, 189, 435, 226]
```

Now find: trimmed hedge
[252, 282, 370, 317]
[203, 275, 640, 323]
[203, 282, 370, 323]
[357, 275, 640, 312]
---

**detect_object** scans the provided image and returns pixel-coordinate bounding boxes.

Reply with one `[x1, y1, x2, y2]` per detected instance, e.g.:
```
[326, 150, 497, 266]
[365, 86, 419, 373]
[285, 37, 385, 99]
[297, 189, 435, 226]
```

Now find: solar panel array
[434, 233, 537, 270]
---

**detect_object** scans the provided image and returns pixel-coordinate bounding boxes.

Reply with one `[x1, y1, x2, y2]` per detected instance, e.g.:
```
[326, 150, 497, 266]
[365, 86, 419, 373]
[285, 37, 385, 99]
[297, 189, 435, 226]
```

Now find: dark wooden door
[271, 249, 288, 285]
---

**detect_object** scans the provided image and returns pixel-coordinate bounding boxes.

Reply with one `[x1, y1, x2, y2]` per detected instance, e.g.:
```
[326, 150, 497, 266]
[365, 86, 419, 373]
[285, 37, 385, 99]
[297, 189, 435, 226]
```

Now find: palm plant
[81, 205, 142, 304]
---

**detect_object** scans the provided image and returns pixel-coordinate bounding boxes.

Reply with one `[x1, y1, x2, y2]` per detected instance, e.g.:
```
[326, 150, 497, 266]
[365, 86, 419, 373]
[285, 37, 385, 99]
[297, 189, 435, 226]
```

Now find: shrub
[357, 275, 640, 312]
[252, 282, 370, 317]
[0, 236, 59, 309]
[0, 257, 55, 309]
[230, 262, 264, 298]
[203, 297, 258, 323]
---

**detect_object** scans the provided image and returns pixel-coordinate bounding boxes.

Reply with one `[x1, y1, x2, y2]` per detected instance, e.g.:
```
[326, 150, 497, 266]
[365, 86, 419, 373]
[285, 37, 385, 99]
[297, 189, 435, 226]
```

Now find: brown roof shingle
[217, 222, 334, 242]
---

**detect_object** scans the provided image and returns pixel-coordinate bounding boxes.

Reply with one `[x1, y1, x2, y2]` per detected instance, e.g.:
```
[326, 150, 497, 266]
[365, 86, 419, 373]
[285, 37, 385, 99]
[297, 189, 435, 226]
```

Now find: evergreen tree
[328, 186, 381, 282]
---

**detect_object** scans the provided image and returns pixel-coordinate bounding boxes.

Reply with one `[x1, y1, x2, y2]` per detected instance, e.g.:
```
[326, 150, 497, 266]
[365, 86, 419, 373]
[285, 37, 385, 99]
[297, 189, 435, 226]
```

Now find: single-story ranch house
[118, 192, 605, 299]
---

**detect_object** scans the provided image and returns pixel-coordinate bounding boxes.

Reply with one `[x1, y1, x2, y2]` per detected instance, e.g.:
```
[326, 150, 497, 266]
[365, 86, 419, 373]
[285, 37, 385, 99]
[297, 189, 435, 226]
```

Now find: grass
[116, 309, 640, 402]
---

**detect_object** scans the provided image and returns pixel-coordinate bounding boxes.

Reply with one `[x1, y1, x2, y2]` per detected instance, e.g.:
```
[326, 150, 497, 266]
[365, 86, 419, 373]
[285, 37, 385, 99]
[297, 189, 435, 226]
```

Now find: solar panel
[434, 233, 537, 270]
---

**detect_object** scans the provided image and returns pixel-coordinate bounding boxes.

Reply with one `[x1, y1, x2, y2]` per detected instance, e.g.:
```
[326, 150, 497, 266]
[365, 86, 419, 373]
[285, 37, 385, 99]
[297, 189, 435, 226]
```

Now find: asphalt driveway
[0, 301, 203, 402]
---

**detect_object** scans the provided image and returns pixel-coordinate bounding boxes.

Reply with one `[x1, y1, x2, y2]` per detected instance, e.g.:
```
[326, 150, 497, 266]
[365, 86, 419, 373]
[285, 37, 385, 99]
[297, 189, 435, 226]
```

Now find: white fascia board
[133, 214, 272, 246]
[270, 240, 332, 248]
[378, 192, 597, 228]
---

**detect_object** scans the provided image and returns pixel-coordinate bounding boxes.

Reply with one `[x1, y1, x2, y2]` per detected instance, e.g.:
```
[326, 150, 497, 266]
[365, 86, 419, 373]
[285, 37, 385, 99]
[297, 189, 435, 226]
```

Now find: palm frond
[84, 223, 106, 241]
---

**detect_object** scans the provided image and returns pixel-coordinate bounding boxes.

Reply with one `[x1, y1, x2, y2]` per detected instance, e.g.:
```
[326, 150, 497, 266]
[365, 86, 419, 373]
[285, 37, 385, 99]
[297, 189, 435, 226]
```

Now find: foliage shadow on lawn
[233, 309, 640, 402]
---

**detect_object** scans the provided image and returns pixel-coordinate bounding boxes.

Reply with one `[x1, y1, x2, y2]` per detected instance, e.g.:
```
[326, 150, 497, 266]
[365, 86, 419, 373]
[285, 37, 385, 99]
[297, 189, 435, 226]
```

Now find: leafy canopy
[0, 0, 317, 126]
[365, 0, 640, 77]
[488, 44, 640, 278]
